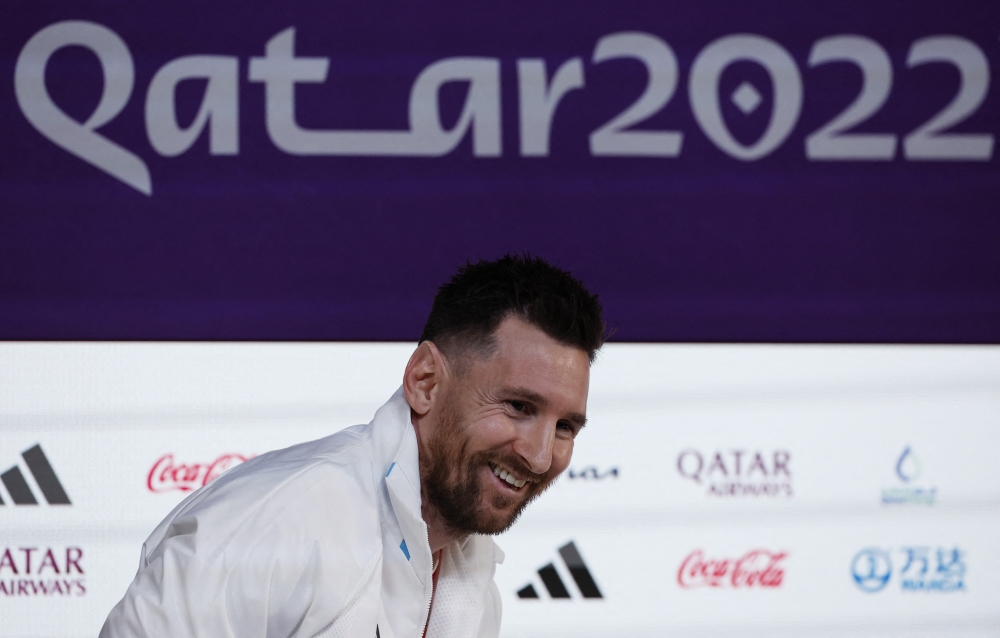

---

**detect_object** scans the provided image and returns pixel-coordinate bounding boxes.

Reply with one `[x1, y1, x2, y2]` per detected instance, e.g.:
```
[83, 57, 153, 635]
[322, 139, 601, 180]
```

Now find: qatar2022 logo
[851, 546, 965, 593]
[881, 446, 936, 505]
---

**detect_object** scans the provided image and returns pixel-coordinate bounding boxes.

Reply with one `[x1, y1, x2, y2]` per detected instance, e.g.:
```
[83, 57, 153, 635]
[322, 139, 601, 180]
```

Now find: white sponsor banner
[1, 343, 998, 637]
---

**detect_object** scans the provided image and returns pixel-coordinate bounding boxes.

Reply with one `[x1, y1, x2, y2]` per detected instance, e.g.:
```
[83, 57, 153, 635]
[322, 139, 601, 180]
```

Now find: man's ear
[403, 341, 451, 416]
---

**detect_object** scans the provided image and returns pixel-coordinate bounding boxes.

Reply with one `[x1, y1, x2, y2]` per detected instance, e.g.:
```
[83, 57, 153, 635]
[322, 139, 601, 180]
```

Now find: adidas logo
[517, 541, 602, 599]
[0, 445, 71, 506]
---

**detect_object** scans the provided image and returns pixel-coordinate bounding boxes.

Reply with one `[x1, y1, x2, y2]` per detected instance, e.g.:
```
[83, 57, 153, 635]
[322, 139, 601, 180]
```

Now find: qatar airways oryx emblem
[677, 449, 792, 497]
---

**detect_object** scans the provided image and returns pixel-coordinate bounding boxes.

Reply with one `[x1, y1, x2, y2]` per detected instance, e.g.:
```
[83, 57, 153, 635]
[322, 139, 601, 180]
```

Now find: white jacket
[101, 389, 504, 638]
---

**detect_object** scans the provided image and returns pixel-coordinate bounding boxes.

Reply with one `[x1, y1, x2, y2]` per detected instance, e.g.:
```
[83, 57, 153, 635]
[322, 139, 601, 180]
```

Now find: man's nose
[512, 419, 555, 475]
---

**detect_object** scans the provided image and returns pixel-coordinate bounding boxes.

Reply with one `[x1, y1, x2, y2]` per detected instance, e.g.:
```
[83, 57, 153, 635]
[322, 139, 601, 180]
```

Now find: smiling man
[101, 254, 604, 638]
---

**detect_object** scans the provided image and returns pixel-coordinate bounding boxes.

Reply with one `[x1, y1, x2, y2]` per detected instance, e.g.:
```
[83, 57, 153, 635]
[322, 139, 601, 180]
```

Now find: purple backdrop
[1, 1, 998, 342]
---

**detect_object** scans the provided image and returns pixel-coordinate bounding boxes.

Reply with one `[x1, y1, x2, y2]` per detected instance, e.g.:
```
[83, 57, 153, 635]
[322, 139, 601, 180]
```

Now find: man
[101, 254, 604, 638]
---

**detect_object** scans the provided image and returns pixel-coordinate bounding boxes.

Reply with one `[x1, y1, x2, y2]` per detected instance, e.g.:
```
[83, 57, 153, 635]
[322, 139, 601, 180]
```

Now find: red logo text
[677, 549, 787, 588]
[147, 453, 252, 493]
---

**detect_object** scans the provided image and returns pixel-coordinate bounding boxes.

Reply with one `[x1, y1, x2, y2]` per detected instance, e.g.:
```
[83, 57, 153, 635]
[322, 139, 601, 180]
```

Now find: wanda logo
[677, 549, 787, 588]
[147, 453, 253, 493]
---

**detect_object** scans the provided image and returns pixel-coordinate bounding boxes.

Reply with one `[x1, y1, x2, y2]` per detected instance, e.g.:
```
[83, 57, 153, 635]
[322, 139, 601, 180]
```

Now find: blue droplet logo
[895, 446, 921, 483]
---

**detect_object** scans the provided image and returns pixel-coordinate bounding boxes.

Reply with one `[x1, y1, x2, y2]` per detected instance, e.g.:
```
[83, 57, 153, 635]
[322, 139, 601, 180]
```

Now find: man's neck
[412, 411, 466, 553]
[422, 500, 466, 553]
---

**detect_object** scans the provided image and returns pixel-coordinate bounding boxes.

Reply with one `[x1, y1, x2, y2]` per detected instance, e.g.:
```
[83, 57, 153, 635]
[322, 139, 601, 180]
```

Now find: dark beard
[419, 399, 552, 536]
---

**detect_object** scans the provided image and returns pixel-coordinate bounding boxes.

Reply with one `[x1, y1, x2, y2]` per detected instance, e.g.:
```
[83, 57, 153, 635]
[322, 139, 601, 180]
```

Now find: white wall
[1, 343, 997, 637]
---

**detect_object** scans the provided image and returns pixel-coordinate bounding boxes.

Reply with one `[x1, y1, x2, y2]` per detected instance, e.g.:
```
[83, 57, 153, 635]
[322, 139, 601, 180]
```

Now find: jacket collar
[374, 388, 503, 587]
[378, 388, 434, 584]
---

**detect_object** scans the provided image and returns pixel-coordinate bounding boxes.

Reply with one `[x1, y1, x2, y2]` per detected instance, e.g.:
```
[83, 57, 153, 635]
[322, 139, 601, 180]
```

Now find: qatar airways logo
[677, 549, 788, 589]
[677, 449, 792, 497]
[147, 453, 252, 493]
[0, 547, 85, 597]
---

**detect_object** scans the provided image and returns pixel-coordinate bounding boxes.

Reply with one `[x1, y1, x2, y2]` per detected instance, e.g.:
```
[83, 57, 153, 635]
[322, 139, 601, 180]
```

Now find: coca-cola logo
[677, 549, 788, 589]
[147, 453, 253, 493]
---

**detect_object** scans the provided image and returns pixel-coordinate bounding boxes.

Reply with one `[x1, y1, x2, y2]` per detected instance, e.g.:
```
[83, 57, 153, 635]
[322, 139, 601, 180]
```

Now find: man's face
[419, 316, 591, 536]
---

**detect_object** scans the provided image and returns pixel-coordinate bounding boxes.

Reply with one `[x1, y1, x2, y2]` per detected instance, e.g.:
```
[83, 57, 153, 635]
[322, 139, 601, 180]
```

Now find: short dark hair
[419, 254, 605, 364]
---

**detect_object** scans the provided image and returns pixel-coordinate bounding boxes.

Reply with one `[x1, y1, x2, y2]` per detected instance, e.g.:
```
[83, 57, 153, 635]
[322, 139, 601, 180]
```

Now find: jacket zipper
[418, 528, 433, 637]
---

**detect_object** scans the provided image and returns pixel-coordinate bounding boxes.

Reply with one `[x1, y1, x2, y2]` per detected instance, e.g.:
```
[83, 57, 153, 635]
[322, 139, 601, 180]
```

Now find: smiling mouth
[489, 462, 528, 489]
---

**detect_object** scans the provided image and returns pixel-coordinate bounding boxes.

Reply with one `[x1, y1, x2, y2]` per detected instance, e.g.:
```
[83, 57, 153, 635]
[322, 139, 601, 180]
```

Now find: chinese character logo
[900, 547, 965, 592]
[851, 546, 965, 593]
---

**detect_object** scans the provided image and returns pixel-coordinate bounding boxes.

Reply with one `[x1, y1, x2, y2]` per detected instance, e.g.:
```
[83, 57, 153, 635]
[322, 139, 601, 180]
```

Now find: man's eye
[508, 400, 526, 413]
[556, 421, 578, 436]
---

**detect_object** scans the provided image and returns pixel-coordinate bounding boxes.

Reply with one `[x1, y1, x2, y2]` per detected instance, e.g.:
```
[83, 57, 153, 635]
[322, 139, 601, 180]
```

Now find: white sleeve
[100, 462, 380, 638]
[100, 512, 325, 638]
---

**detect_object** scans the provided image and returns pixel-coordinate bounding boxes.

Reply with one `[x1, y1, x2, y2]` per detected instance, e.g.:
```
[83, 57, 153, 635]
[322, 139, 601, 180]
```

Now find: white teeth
[491, 463, 525, 489]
